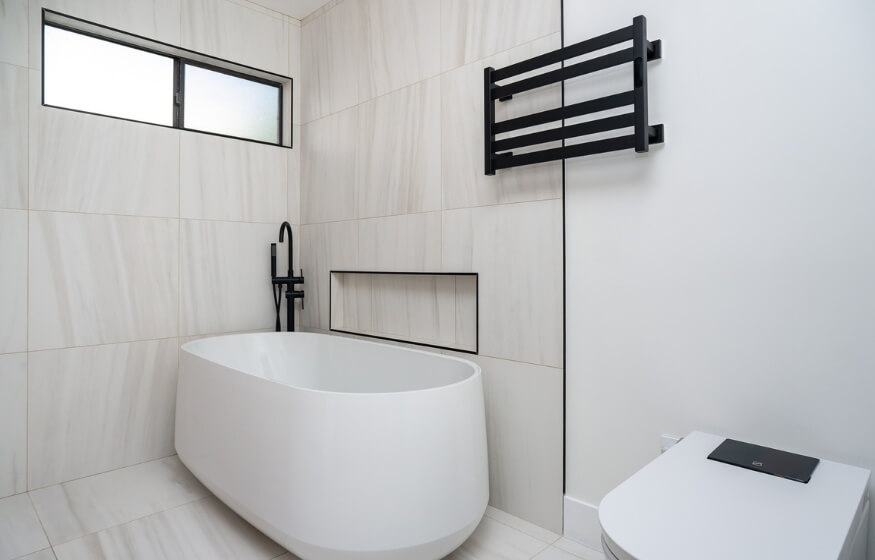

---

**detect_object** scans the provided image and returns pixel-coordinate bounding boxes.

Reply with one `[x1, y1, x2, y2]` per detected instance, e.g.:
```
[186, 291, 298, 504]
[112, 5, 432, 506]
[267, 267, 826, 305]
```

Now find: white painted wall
[564, 0, 875, 555]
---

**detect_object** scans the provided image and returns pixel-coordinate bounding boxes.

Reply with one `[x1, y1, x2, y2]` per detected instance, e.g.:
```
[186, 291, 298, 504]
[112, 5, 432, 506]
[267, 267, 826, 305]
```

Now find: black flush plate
[707, 439, 820, 483]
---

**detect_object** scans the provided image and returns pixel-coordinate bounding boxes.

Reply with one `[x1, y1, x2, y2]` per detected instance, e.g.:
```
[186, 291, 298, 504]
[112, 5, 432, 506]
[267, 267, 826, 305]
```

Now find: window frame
[41, 9, 292, 148]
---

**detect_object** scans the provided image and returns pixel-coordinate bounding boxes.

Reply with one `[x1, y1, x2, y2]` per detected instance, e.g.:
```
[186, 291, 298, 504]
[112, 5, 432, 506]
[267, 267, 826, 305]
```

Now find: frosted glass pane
[184, 64, 280, 144]
[43, 26, 173, 126]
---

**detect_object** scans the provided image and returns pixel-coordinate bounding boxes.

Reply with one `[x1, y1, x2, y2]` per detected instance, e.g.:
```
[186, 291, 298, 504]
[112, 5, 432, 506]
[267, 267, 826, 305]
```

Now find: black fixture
[484, 15, 663, 175]
[271, 221, 304, 332]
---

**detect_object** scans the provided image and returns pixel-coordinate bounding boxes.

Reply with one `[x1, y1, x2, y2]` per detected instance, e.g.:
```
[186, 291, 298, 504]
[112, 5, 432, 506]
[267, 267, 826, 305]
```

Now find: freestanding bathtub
[175, 332, 488, 560]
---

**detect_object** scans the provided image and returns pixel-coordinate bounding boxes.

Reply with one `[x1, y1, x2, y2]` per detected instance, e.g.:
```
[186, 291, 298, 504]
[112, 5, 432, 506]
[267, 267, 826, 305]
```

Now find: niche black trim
[484, 15, 662, 174]
[328, 271, 479, 355]
[41, 9, 293, 149]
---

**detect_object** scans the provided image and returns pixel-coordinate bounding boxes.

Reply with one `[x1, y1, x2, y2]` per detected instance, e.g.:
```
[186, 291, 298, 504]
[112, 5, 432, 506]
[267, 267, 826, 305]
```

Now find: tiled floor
[0, 456, 603, 560]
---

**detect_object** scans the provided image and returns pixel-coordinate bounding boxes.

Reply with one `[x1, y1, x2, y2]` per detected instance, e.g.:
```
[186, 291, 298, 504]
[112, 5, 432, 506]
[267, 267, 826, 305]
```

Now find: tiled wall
[0, 0, 301, 494]
[299, 0, 564, 532]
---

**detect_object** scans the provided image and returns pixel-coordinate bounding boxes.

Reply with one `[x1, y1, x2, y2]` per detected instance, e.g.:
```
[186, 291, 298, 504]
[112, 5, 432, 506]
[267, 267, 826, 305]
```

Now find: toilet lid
[598, 432, 870, 560]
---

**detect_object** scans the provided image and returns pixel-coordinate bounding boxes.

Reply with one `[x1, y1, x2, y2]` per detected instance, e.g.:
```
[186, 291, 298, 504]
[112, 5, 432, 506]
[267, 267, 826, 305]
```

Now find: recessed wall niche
[329, 271, 478, 353]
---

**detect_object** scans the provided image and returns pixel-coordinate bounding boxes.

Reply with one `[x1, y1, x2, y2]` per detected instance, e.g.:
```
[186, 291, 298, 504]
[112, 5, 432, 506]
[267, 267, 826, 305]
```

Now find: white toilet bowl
[599, 432, 870, 560]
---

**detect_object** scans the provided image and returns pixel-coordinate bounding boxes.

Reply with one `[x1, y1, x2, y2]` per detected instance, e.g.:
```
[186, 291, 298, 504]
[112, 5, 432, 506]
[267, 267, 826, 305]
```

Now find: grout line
[300, 197, 562, 228]
[25, 206, 286, 226]
[45, 492, 215, 549]
[25, 491, 52, 549]
[25, 452, 180, 494]
[27, 335, 180, 356]
[298, 19, 560, 126]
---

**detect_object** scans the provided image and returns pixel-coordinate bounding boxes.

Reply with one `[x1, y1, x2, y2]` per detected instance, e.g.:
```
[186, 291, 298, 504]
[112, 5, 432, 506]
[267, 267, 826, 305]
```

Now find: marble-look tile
[52, 496, 284, 560]
[533, 546, 601, 560]
[288, 130, 301, 224]
[455, 275, 478, 352]
[182, 0, 288, 75]
[28, 212, 178, 350]
[28, 0, 182, 69]
[441, 34, 563, 210]
[180, 220, 279, 336]
[15, 549, 56, 560]
[271, 553, 301, 560]
[440, 0, 560, 72]
[0, 0, 27, 67]
[357, 212, 441, 271]
[30, 73, 179, 218]
[300, 220, 358, 330]
[30, 456, 208, 545]
[300, 0, 361, 122]
[0, 64, 27, 209]
[369, 274, 457, 346]
[356, 78, 441, 218]
[467, 354, 563, 533]
[446, 515, 548, 560]
[485, 506, 559, 546]
[180, 133, 288, 223]
[357, 0, 440, 100]
[0, 494, 49, 560]
[552, 538, 605, 560]
[301, 107, 357, 224]
[0, 210, 26, 354]
[27, 338, 179, 489]
[288, 22, 301, 125]
[444, 200, 563, 367]
[0, 353, 26, 499]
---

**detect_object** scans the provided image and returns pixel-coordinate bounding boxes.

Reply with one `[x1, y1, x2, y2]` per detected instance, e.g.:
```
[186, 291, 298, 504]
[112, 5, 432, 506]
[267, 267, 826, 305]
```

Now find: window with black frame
[42, 11, 289, 146]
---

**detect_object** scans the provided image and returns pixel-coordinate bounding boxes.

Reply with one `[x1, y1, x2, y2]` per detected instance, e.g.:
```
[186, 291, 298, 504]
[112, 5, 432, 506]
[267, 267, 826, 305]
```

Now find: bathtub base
[183, 453, 484, 560]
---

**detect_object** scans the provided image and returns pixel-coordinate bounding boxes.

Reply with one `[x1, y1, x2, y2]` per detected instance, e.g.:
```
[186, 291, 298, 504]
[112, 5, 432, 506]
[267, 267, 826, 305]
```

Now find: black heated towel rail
[484, 15, 663, 175]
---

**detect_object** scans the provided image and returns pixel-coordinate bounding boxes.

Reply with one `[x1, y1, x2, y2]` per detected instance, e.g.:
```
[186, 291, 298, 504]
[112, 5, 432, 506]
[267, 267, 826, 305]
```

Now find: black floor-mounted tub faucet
[271, 221, 304, 331]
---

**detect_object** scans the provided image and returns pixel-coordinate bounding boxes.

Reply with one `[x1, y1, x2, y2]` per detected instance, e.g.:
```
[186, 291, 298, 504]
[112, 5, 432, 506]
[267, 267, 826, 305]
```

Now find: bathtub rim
[179, 331, 482, 397]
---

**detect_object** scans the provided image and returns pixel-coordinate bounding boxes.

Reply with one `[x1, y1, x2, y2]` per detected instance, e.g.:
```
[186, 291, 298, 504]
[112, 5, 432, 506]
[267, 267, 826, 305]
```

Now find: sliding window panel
[183, 64, 281, 144]
[43, 25, 174, 126]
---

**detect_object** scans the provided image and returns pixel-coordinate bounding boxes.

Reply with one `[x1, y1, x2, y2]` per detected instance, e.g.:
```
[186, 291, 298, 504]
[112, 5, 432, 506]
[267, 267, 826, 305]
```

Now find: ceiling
[250, 0, 333, 20]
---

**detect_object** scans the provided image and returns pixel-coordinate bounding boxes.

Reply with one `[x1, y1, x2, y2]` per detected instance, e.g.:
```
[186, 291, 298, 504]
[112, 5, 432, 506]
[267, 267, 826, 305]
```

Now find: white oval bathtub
[175, 332, 488, 560]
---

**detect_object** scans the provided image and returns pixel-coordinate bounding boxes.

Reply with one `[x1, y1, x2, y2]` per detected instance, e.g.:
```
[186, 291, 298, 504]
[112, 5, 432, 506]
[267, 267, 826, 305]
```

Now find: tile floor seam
[46, 494, 218, 551]
[25, 452, 179, 493]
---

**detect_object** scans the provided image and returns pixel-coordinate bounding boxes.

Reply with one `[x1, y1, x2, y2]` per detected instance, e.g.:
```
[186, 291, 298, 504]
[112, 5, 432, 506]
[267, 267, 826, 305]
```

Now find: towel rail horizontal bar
[495, 135, 637, 169]
[492, 25, 634, 82]
[493, 48, 634, 100]
[493, 113, 635, 152]
[494, 90, 633, 134]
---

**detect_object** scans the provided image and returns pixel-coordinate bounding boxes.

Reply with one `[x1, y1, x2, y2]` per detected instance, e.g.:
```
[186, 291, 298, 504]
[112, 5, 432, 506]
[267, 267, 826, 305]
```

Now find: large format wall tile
[301, 107, 357, 224]
[29, 212, 179, 350]
[180, 220, 278, 336]
[180, 133, 287, 223]
[300, 220, 358, 330]
[30, 82, 180, 218]
[356, 78, 441, 218]
[288, 129, 301, 224]
[27, 339, 179, 489]
[300, 0, 361, 122]
[289, 22, 301, 125]
[182, 0, 287, 75]
[0, 353, 26, 499]
[455, 353, 564, 533]
[440, 0, 560, 72]
[357, 212, 441, 271]
[443, 200, 563, 367]
[0, 0, 28, 67]
[358, 0, 440, 100]
[0, 210, 26, 354]
[441, 34, 562, 210]
[0, 64, 27, 209]
[29, 0, 182, 69]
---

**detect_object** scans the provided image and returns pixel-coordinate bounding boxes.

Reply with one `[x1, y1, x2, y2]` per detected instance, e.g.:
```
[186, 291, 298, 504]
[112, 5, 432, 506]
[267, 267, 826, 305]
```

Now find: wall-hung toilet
[599, 432, 870, 560]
